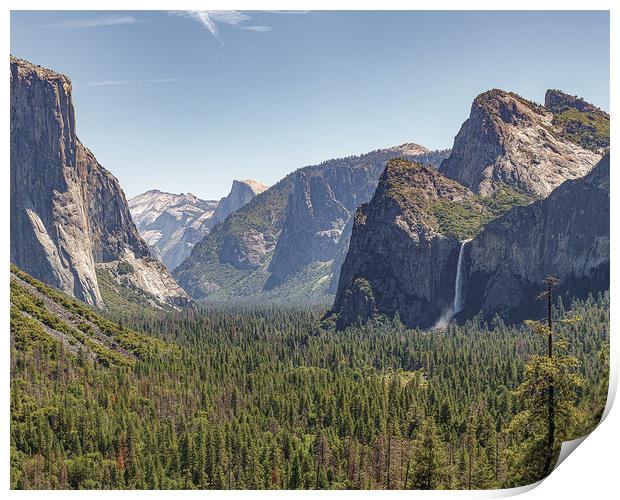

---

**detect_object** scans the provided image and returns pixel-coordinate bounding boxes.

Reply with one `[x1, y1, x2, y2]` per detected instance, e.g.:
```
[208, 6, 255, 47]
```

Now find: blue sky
[11, 10, 610, 200]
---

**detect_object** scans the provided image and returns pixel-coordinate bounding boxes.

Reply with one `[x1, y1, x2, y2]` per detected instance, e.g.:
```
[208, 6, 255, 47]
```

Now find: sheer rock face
[462, 153, 610, 323]
[174, 146, 450, 301]
[129, 190, 219, 270]
[440, 89, 602, 197]
[330, 159, 487, 330]
[265, 167, 364, 289]
[10, 56, 189, 308]
[212, 179, 268, 225]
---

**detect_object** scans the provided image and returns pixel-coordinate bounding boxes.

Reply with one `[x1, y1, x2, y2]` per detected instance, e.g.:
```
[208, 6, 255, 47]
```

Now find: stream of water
[433, 239, 471, 329]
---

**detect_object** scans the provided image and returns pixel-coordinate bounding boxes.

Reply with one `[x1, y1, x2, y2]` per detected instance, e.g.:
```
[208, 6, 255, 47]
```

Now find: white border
[2, 1, 617, 498]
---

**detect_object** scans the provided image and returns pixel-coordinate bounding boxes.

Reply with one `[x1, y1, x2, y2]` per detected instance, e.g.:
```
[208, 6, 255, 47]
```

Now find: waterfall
[451, 239, 471, 316]
[433, 239, 471, 329]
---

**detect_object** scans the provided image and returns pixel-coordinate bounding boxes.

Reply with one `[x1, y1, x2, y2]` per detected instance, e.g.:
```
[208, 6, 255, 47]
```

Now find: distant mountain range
[172, 145, 450, 303]
[129, 179, 268, 270]
[10, 56, 610, 328]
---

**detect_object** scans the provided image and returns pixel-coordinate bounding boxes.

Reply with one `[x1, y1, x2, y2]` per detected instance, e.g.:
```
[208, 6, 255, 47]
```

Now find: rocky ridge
[461, 152, 609, 323]
[129, 190, 218, 269]
[330, 89, 609, 330]
[544, 89, 610, 152]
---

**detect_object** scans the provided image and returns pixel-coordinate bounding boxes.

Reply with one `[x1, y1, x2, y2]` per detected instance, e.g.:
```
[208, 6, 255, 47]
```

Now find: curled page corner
[554, 435, 589, 470]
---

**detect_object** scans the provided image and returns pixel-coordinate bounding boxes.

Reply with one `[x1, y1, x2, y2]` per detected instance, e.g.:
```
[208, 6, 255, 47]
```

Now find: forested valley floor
[11, 276, 609, 490]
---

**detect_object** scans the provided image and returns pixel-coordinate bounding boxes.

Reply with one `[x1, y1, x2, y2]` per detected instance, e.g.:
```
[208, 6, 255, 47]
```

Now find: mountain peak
[330, 157, 488, 330]
[378, 158, 490, 239]
[544, 89, 604, 115]
[440, 87, 603, 196]
[236, 179, 269, 195]
[387, 143, 430, 156]
[210, 179, 269, 225]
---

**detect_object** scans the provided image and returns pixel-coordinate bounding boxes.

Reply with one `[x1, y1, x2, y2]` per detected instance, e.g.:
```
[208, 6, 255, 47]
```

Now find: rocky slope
[461, 152, 609, 323]
[329, 158, 492, 330]
[10, 56, 190, 310]
[174, 146, 450, 301]
[440, 89, 605, 197]
[544, 89, 610, 152]
[129, 190, 218, 269]
[10, 265, 176, 367]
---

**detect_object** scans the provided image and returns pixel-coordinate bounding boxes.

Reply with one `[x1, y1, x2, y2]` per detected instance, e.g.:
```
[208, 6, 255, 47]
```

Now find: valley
[9, 50, 610, 491]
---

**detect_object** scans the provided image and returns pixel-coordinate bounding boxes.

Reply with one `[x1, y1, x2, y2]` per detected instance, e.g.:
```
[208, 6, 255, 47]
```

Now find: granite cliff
[330, 89, 608, 329]
[329, 158, 492, 329]
[440, 89, 604, 197]
[10, 56, 189, 310]
[330, 151, 609, 330]
[212, 179, 269, 225]
[461, 152, 610, 323]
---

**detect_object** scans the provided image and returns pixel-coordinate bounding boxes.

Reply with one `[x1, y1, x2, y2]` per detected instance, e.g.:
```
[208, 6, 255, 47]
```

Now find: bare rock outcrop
[461, 153, 609, 323]
[10, 56, 189, 309]
[440, 89, 603, 197]
[129, 190, 218, 270]
[212, 179, 269, 225]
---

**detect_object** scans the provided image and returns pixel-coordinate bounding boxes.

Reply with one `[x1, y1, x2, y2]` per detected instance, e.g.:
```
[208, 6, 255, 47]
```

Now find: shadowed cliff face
[10, 56, 189, 309]
[330, 152, 609, 331]
[440, 89, 603, 197]
[330, 159, 490, 330]
[461, 153, 609, 324]
[265, 163, 372, 290]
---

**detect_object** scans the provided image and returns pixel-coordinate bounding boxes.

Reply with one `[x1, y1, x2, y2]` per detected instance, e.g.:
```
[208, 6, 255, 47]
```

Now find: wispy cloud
[170, 10, 306, 41]
[59, 15, 145, 29]
[262, 11, 310, 15]
[241, 26, 273, 32]
[80, 78, 178, 88]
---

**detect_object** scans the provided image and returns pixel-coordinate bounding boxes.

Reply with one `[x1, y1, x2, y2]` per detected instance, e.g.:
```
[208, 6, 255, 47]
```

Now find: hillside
[545, 89, 610, 151]
[10, 265, 176, 367]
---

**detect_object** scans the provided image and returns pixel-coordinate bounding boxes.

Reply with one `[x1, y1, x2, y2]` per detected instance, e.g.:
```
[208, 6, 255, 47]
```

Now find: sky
[11, 10, 610, 200]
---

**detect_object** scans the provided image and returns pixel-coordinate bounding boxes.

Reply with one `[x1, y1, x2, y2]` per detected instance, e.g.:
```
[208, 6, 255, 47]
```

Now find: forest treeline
[11, 291, 609, 489]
